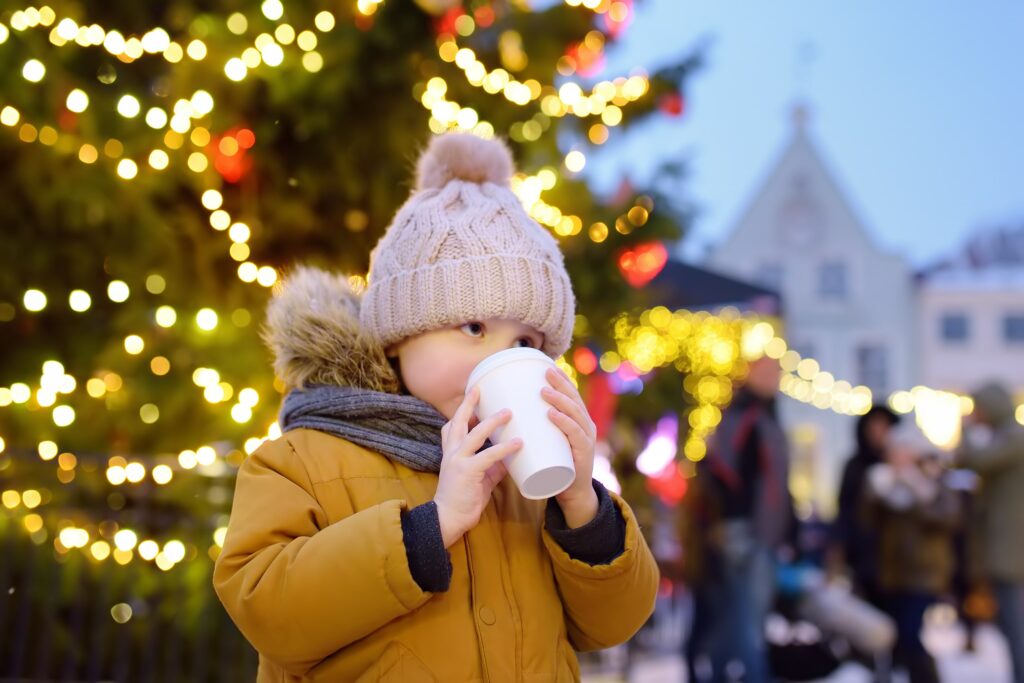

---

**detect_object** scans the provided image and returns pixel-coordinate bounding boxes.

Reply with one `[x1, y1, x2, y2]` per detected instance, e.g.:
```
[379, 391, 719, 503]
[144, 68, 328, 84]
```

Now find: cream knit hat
[360, 133, 575, 358]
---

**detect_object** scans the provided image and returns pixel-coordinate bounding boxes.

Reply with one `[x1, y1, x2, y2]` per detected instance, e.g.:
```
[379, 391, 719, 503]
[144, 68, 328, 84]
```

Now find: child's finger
[483, 461, 508, 489]
[459, 409, 512, 456]
[546, 368, 587, 410]
[447, 386, 479, 441]
[474, 438, 523, 470]
[542, 387, 595, 438]
[548, 408, 590, 453]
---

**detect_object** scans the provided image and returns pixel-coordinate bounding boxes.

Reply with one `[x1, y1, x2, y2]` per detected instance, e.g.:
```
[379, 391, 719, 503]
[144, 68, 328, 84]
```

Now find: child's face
[390, 318, 545, 420]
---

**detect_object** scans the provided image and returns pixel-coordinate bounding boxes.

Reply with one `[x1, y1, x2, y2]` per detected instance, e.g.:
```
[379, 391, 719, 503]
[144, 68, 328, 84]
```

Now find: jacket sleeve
[544, 480, 625, 565]
[212, 436, 432, 675]
[542, 490, 659, 651]
[958, 429, 1024, 476]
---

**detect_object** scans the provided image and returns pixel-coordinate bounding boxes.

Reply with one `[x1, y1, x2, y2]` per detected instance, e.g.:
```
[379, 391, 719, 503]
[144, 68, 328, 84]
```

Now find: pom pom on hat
[362, 130, 576, 359]
[415, 132, 514, 191]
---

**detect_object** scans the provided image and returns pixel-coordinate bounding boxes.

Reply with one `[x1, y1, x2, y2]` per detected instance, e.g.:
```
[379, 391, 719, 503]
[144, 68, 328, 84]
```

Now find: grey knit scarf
[279, 385, 446, 473]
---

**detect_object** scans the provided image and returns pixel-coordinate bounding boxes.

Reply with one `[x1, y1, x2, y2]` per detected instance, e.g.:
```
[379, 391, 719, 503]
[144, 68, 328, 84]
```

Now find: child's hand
[542, 367, 600, 528]
[434, 386, 520, 548]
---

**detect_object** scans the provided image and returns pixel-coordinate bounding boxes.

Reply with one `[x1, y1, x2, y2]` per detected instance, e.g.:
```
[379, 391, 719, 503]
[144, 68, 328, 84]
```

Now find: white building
[705, 106, 917, 515]
[918, 266, 1024, 397]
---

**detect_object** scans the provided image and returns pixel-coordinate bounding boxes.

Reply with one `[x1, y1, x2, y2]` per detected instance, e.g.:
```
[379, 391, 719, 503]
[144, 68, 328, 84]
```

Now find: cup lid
[465, 347, 554, 392]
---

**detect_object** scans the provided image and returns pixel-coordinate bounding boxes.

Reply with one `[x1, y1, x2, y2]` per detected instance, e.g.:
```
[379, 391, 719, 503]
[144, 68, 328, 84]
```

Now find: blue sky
[583, 1, 1024, 267]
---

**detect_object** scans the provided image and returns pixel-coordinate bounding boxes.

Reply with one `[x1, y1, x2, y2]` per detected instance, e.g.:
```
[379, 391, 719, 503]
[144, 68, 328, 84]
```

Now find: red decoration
[354, 13, 375, 31]
[584, 372, 617, 441]
[573, 347, 597, 376]
[646, 461, 688, 506]
[473, 4, 495, 28]
[58, 109, 78, 131]
[435, 6, 466, 36]
[208, 127, 255, 184]
[658, 92, 686, 117]
[617, 241, 668, 288]
[236, 128, 256, 149]
[564, 41, 605, 78]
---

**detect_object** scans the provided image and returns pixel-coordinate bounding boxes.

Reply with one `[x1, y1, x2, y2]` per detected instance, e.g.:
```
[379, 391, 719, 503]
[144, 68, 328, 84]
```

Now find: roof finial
[791, 101, 810, 131]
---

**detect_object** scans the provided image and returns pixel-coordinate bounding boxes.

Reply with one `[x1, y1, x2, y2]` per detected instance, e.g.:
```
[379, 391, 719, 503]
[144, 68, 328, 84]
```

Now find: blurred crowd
[671, 359, 1024, 683]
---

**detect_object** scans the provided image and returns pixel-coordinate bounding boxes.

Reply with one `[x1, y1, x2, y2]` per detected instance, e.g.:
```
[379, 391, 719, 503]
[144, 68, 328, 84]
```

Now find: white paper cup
[466, 348, 576, 500]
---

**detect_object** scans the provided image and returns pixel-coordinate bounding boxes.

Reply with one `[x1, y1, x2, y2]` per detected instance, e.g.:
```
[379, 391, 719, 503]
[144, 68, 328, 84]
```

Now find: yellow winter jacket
[214, 428, 658, 681]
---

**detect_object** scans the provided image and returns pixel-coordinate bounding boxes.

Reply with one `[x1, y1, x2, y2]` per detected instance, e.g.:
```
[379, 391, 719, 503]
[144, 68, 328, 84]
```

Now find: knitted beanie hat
[359, 133, 575, 358]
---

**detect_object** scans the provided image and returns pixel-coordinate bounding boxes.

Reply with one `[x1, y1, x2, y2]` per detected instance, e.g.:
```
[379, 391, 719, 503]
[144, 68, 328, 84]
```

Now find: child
[213, 133, 659, 681]
[862, 423, 959, 683]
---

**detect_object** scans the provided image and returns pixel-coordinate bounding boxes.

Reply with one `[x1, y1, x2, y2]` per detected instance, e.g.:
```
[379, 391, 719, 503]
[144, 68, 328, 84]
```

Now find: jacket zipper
[463, 533, 491, 683]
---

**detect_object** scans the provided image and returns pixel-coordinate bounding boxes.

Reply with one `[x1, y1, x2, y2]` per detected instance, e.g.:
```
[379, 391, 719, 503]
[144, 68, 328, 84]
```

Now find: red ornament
[236, 128, 256, 149]
[435, 6, 466, 36]
[564, 41, 605, 78]
[617, 241, 668, 288]
[646, 461, 688, 506]
[354, 13, 375, 31]
[474, 4, 495, 28]
[584, 372, 617, 441]
[658, 92, 686, 117]
[58, 109, 78, 131]
[573, 347, 598, 375]
[208, 127, 255, 184]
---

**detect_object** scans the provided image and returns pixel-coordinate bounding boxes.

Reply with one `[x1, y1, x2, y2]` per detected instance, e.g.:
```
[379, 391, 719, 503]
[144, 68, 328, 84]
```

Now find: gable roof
[712, 104, 881, 259]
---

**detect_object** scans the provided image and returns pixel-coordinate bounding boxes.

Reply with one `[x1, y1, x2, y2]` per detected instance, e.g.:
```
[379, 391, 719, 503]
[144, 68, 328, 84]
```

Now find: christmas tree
[0, 0, 700, 677]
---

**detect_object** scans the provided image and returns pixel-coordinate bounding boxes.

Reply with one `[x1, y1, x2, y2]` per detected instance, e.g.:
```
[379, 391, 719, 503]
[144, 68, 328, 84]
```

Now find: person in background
[832, 405, 901, 605]
[685, 356, 794, 683]
[862, 423, 959, 683]
[957, 381, 1024, 683]
[945, 463, 981, 653]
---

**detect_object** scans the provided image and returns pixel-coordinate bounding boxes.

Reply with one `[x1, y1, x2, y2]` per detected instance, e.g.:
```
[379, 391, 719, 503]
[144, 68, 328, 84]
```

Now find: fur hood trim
[262, 266, 400, 394]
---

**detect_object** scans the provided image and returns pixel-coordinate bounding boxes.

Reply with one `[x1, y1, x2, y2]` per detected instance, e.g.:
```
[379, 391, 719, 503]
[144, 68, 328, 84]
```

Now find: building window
[940, 313, 970, 343]
[757, 263, 783, 291]
[1004, 314, 1024, 344]
[856, 345, 888, 395]
[818, 262, 847, 300]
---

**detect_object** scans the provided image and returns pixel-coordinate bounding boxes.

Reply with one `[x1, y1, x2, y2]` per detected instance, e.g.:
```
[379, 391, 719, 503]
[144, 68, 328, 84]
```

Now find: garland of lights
[612, 307, 1024, 473]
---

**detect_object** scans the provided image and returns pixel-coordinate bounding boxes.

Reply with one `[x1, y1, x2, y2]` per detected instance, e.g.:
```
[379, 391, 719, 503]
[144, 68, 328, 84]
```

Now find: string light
[66, 88, 89, 112]
[609, 305, 1013, 463]
[356, 0, 384, 16]
[107, 280, 130, 302]
[22, 59, 46, 82]
[564, 150, 586, 173]
[116, 95, 140, 118]
[195, 308, 218, 331]
[23, 289, 47, 311]
[68, 290, 92, 312]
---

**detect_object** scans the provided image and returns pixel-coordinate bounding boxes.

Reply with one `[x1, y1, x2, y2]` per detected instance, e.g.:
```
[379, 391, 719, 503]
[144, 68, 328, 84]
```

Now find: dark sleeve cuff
[545, 480, 626, 565]
[400, 501, 452, 593]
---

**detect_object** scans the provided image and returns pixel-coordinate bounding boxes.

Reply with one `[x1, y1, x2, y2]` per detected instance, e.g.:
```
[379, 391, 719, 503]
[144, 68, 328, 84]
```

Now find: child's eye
[460, 322, 484, 337]
[514, 338, 534, 348]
